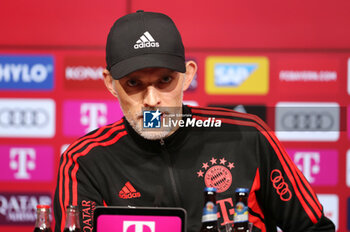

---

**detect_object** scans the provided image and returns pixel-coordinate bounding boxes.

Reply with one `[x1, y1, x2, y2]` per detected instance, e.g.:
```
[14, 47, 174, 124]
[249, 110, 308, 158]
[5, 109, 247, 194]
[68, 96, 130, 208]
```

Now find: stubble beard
[113, 78, 185, 140]
[121, 102, 184, 140]
[128, 113, 173, 140]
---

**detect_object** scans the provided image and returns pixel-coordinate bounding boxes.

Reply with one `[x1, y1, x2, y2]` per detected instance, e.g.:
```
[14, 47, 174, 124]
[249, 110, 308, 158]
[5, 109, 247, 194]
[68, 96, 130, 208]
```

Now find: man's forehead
[124, 67, 177, 78]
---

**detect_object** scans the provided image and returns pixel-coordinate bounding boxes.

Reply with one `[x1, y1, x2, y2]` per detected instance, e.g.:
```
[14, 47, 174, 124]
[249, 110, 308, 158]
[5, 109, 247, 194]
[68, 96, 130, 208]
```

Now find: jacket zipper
[160, 139, 181, 206]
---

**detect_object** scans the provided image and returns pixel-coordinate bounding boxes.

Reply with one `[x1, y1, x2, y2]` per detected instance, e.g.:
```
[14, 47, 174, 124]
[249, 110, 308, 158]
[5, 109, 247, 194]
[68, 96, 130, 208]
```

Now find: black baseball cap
[106, 10, 186, 80]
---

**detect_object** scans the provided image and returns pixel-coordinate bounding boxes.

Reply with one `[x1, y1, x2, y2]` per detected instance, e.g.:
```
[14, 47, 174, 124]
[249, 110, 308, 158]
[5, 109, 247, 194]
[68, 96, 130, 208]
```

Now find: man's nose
[143, 85, 161, 107]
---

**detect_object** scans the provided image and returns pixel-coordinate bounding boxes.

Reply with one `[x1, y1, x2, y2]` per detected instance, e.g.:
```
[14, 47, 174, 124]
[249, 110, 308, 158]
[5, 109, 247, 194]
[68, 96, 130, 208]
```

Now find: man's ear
[103, 69, 118, 98]
[183, 60, 198, 91]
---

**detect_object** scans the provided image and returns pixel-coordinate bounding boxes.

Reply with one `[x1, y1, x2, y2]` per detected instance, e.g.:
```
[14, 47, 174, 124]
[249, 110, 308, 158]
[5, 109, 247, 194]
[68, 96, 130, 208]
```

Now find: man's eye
[127, 79, 139, 87]
[160, 76, 172, 84]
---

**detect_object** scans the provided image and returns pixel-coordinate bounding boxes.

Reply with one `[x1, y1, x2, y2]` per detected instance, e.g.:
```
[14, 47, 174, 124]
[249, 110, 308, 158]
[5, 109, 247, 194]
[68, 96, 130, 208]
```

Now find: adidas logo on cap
[134, 31, 160, 49]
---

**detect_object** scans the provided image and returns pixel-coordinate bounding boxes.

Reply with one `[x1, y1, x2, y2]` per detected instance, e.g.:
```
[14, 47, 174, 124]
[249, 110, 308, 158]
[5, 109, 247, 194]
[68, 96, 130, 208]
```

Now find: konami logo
[64, 56, 105, 90]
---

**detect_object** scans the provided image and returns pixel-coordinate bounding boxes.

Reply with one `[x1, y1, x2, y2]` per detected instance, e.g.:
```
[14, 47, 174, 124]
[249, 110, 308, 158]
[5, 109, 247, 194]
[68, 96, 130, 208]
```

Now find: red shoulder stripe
[59, 119, 124, 231]
[193, 114, 321, 223]
[71, 130, 128, 205]
[191, 107, 322, 214]
[249, 168, 266, 232]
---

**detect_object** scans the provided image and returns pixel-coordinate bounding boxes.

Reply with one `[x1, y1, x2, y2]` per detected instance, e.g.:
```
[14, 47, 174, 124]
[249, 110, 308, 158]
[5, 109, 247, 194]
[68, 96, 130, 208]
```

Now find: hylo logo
[0, 55, 54, 90]
[123, 221, 155, 232]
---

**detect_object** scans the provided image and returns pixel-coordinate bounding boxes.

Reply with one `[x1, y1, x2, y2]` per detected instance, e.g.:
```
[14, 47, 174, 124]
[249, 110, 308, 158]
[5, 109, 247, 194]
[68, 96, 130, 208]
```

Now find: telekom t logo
[294, 152, 320, 183]
[9, 148, 36, 179]
[123, 221, 155, 232]
[80, 103, 107, 133]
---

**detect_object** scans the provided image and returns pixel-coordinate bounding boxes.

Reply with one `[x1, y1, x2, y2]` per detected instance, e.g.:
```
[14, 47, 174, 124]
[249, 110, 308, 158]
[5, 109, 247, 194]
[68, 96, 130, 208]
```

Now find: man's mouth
[137, 111, 167, 120]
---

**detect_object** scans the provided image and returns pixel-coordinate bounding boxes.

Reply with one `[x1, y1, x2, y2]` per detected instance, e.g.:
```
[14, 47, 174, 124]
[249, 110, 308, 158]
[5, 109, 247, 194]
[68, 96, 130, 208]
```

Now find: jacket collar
[123, 105, 192, 152]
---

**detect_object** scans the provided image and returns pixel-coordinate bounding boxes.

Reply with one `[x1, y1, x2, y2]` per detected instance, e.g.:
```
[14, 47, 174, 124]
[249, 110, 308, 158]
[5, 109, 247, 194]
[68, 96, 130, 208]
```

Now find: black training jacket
[54, 105, 335, 232]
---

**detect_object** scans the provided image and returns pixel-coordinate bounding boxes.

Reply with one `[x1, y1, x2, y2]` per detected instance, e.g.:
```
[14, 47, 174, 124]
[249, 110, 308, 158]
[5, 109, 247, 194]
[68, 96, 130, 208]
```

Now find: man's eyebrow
[125, 69, 177, 79]
[160, 70, 176, 75]
[124, 74, 140, 79]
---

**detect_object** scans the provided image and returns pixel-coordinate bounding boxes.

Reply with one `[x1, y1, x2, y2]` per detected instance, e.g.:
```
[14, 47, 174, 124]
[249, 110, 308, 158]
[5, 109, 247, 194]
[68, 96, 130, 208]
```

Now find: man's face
[111, 68, 186, 140]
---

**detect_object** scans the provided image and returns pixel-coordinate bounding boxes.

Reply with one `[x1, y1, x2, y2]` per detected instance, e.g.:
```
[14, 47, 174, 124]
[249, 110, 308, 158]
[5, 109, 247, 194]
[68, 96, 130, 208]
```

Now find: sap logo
[0, 193, 51, 225]
[205, 56, 269, 95]
[0, 55, 54, 90]
[123, 221, 155, 232]
[214, 64, 257, 86]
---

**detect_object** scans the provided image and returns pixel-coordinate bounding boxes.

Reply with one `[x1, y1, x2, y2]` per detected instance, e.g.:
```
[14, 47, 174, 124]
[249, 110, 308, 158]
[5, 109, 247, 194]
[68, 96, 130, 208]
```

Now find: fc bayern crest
[197, 157, 235, 193]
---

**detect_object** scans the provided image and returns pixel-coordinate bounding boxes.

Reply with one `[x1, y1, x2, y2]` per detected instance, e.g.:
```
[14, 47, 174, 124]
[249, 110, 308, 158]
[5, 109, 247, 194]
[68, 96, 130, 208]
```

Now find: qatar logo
[123, 221, 155, 232]
[197, 157, 234, 193]
[0, 192, 51, 225]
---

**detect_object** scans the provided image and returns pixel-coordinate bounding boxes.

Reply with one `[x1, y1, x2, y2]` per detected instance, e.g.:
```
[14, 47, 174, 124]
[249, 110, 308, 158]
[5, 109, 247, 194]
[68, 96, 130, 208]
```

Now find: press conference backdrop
[0, 0, 349, 231]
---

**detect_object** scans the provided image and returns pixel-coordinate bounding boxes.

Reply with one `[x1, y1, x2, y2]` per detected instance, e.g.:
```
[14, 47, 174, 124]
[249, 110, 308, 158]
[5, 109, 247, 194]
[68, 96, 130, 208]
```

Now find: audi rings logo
[282, 112, 334, 131]
[0, 99, 55, 138]
[275, 102, 340, 141]
[0, 108, 49, 128]
[270, 169, 292, 201]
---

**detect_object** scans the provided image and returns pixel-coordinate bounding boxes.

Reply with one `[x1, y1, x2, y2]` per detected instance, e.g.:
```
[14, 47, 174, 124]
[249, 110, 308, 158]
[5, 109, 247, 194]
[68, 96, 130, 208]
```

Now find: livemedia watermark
[142, 107, 222, 131]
